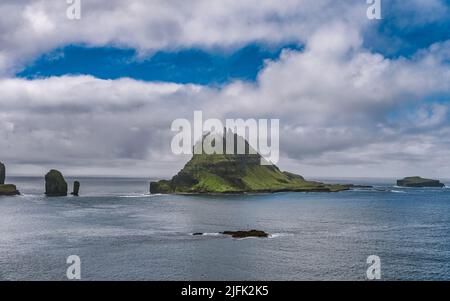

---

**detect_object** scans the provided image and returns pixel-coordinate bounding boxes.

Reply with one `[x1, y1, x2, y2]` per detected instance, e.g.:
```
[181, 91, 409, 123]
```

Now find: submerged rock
[397, 176, 444, 188]
[45, 169, 68, 196]
[0, 161, 5, 185]
[71, 181, 80, 196]
[0, 184, 20, 196]
[221, 230, 269, 238]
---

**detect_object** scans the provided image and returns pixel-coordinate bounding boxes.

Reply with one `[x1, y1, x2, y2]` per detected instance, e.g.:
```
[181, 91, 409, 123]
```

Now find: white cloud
[0, 0, 369, 75]
[0, 1, 449, 178]
[1, 26, 449, 178]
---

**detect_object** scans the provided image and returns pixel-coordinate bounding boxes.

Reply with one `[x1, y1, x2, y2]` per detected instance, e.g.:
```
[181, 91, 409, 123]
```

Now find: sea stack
[71, 181, 80, 196]
[45, 169, 68, 196]
[0, 161, 5, 185]
[0, 161, 20, 196]
[397, 176, 445, 188]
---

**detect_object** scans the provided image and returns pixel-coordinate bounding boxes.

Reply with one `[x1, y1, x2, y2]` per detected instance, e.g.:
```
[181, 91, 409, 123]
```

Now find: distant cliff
[150, 132, 351, 194]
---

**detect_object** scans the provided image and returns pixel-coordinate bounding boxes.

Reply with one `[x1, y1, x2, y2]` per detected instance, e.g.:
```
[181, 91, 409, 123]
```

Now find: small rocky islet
[0, 162, 81, 197]
[0, 161, 20, 196]
[45, 169, 68, 196]
[0, 184, 20, 196]
[71, 181, 80, 196]
[397, 176, 445, 188]
[193, 230, 269, 238]
[45, 169, 80, 197]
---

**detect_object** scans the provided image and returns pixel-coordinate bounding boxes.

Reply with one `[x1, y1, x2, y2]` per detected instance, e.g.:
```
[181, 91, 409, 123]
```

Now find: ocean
[1, 176, 449, 280]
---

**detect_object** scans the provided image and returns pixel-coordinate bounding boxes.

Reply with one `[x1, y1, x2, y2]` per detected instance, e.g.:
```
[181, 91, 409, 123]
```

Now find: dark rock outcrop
[397, 176, 444, 188]
[45, 169, 68, 196]
[71, 181, 80, 196]
[221, 230, 269, 238]
[0, 162, 20, 196]
[0, 184, 20, 196]
[0, 161, 5, 185]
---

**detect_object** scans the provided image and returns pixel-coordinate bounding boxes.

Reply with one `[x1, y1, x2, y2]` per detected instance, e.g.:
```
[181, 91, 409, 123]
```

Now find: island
[0, 184, 20, 196]
[397, 176, 445, 188]
[0, 161, 20, 196]
[150, 132, 353, 194]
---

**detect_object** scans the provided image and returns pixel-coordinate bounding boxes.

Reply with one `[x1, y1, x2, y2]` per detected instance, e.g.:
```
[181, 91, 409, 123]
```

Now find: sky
[0, 0, 449, 179]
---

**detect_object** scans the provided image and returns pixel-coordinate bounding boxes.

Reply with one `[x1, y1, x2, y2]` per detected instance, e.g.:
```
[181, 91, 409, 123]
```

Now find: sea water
[1, 177, 449, 280]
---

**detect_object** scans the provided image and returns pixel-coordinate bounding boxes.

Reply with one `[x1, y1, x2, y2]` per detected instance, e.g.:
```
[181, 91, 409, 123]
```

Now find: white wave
[393, 185, 411, 189]
[202, 232, 222, 236]
[269, 233, 293, 238]
[191, 232, 221, 236]
[391, 190, 407, 193]
[118, 194, 155, 198]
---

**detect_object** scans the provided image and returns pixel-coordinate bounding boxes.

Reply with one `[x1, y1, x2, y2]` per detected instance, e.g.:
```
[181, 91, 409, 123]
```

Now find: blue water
[1, 177, 449, 280]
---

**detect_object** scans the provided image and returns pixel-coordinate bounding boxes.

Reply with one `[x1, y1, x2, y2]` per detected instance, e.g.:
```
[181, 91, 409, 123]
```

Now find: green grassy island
[397, 176, 445, 188]
[0, 184, 20, 196]
[150, 132, 353, 194]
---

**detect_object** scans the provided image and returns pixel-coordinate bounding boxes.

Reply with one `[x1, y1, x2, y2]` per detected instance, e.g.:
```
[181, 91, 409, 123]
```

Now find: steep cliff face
[397, 177, 444, 188]
[71, 181, 80, 196]
[150, 132, 350, 194]
[0, 162, 20, 196]
[45, 169, 68, 196]
[0, 162, 5, 185]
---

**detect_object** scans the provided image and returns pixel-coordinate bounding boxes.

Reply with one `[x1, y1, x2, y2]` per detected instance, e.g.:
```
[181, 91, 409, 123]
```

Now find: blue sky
[18, 44, 301, 85]
[364, 0, 450, 58]
[15, 1, 450, 85]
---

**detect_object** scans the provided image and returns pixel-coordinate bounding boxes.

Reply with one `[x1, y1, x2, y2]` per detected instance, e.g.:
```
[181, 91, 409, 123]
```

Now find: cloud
[0, 0, 369, 75]
[0, 1, 449, 178]
[1, 24, 449, 178]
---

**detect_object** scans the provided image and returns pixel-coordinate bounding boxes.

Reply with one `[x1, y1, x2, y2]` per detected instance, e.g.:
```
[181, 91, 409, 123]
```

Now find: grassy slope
[0, 184, 19, 195]
[151, 153, 349, 194]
